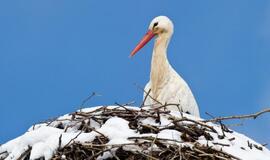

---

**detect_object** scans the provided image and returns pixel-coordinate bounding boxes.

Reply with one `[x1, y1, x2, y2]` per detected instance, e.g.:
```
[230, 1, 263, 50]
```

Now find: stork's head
[130, 16, 174, 57]
[148, 16, 174, 36]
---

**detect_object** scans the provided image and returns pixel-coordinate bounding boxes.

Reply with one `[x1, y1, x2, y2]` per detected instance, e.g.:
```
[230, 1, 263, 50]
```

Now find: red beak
[130, 30, 156, 57]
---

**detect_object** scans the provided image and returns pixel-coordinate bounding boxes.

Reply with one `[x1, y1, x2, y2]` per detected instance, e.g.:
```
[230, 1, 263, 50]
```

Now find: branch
[80, 92, 101, 108]
[204, 108, 270, 122]
[63, 130, 83, 148]
[134, 83, 162, 105]
[140, 88, 151, 108]
[17, 146, 31, 160]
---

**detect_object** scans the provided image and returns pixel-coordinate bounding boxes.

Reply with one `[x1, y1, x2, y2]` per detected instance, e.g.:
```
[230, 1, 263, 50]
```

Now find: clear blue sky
[1, 1, 270, 145]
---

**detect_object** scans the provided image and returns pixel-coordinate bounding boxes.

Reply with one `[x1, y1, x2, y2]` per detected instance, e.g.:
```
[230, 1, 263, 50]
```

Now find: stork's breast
[157, 75, 188, 103]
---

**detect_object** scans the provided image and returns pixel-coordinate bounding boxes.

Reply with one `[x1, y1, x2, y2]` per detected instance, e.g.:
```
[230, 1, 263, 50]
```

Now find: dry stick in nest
[83, 142, 154, 159]
[0, 151, 8, 160]
[193, 142, 241, 160]
[140, 88, 152, 108]
[64, 129, 84, 148]
[114, 101, 136, 110]
[136, 84, 183, 114]
[79, 105, 109, 115]
[171, 117, 218, 133]
[205, 112, 229, 139]
[134, 83, 163, 106]
[128, 136, 183, 144]
[127, 136, 236, 160]
[80, 92, 100, 108]
[62, 123, 108, 147]
[66, 108, 114, 130]
[114, 102, 136, 114]
[138, 151, 159, 160]
[204, 108, 270, 122]
[58, 134, 62, 150]
[151, 102, 181, 111]
[0, 151, 7, 156]
[17, 146, 31, 160]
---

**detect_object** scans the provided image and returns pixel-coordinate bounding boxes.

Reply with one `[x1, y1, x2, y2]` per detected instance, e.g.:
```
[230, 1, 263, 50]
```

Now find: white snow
[0, 126, 99, 160]
[98, 117, 137, 145]
[0, 106, 270, 160]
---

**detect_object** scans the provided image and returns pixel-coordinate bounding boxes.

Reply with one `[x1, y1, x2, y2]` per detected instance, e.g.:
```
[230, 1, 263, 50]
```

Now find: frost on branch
[0, 105, 270, 160]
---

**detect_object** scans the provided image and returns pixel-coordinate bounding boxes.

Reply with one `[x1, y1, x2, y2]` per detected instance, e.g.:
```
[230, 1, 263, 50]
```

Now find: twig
[58, 134, 62, 149]
[17, 146, 31, 160]
[128, 136, 183, 144]
[262, 143, 268, 147]
[140, 88, 151, 108]
[0, 151, 7, 158]
[134, 83, 162, 105]
[212, 142, 230, 147]
[64, 130, 83, 148]
[137, 151, 159, 160]
[80, 92, 101, 109]
[172, 117, 217, 133]
[150, 134, 158, 157]
[91, 128, 107, 138]
[204, 108, 270, 122]
[114, 102, 136, 113]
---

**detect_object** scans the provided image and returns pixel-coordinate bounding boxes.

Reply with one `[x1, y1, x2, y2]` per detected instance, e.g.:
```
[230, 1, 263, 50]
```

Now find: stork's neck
[151, 36, 171, 73]
[150, 34, 172, 97]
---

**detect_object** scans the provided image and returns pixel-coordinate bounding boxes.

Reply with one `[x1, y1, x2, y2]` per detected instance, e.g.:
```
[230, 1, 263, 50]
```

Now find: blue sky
[1, 1, 270, 145]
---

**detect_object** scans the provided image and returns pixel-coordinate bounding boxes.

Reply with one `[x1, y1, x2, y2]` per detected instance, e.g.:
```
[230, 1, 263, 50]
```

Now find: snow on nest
[0, 106, 270, 160]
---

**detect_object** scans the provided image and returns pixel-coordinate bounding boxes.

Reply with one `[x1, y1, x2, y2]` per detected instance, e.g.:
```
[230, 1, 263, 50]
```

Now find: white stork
[130, 16, 200, 117]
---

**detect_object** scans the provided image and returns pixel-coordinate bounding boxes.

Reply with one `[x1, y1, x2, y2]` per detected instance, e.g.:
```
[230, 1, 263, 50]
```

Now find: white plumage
[131, 16, 200, 117]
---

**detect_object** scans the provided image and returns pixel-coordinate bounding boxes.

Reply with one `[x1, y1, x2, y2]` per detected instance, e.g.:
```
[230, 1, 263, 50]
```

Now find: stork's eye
[153, 22, 158, 28]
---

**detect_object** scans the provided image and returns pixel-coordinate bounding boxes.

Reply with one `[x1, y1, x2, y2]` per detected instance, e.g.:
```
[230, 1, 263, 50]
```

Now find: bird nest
[1, 104, 268, 160]
[47, 105, 240, 160]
